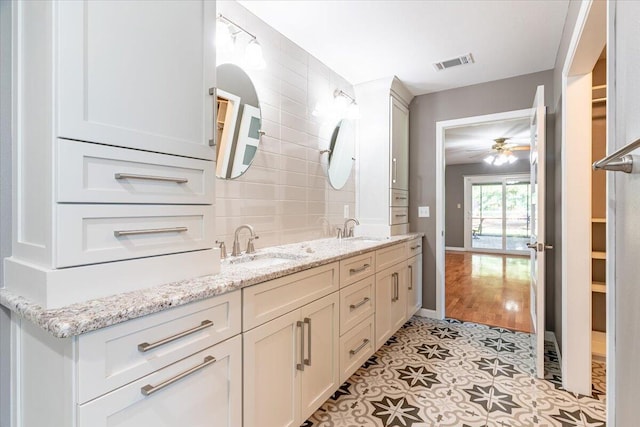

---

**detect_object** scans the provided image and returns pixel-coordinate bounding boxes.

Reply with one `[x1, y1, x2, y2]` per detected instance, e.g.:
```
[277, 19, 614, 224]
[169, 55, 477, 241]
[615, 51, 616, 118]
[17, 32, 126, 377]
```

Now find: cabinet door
[390, 263, 408, 331]
[390, 96, 409, 191]
[299, 293, 340, 422]
[406, 255, 423, 319]
[77, 335, 242, 427]
[243, 310, 301, 427]
[57, 1, 216, 160]
[375, 266, 394, 349]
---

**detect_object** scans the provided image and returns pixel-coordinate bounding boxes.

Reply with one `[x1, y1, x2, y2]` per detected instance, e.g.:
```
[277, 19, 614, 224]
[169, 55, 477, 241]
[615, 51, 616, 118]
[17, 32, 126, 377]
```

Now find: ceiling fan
[469, 137, 530, 165]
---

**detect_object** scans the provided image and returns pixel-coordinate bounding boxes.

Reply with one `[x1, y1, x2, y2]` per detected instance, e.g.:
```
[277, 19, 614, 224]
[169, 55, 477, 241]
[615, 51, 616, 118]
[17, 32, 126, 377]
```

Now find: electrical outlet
[418, 206, 430, 218]
[344, 204, 350, 218]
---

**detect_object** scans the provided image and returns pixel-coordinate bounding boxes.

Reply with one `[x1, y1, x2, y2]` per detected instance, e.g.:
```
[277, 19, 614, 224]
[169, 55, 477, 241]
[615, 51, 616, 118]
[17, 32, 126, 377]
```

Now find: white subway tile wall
[216, 1, 356, 249]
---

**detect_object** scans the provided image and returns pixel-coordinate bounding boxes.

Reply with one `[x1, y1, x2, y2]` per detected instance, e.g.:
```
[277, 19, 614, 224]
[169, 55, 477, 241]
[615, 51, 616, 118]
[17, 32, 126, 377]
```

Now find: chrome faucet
[343, 218, 360, 238]
[231, 224, 259, 256]
[216, 240, 228, 259]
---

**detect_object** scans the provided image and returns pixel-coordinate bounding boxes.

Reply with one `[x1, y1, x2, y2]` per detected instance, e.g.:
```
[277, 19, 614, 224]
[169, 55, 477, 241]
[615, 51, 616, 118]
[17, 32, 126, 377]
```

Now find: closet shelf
[592, 251, 606, 259]
[592, 217, 606, 223]
[592, 282, 606, 293]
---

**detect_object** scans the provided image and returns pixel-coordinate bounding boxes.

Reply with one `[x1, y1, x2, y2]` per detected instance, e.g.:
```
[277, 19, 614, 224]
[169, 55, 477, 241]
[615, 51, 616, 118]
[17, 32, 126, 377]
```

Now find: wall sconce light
[333, 89, 359, 120]
[217, 14, 266, 70]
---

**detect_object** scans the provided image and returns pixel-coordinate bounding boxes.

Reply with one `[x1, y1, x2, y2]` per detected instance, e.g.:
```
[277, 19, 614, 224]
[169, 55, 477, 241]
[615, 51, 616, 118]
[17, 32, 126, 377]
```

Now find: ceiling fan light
[508, 155, 517, 164]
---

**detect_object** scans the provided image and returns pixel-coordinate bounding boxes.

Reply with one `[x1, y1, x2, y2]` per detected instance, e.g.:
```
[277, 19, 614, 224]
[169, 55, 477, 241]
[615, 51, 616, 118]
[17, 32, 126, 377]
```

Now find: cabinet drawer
[406, 237, 423, 257]
[390, 207, 409, 225]
[243, 263, 339, 331]
[77, 291, 241, 404]
[57, 139, 214, 204]
[376, 243, 406, 271]
[340, 276, 375, 335]
[78, 335, 242, 427]
[340, 251, 375, 288]
[390, 189, 409, 207]
[339, 315, 374, 384]
[55, 204, 214, 268]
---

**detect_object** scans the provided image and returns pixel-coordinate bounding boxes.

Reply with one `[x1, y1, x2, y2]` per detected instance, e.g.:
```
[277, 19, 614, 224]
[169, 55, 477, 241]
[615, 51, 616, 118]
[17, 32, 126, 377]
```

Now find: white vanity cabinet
[5, 0, 219, 309]
[243, 292, 340, 427]
[355, 77, 414, 237]
[11, 291, 242, 427]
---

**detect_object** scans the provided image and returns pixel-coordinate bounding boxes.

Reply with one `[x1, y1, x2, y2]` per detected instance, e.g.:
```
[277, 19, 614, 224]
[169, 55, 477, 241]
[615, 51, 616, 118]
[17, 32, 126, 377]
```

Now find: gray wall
[1, 1, 12, 426]
[409, 69, 558, 331]
[550, 0, 582, 352]
[445, 162, 530, 248]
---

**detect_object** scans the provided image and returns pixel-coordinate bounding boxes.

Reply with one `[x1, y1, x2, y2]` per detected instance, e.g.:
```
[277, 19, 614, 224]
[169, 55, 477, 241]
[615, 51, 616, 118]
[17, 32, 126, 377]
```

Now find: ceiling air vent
[433, 53, 475, 71]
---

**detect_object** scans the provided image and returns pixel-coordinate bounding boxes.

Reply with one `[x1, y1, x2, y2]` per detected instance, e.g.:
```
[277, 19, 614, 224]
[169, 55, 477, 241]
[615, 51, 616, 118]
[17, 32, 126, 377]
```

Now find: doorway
[464, 174, 531, 253]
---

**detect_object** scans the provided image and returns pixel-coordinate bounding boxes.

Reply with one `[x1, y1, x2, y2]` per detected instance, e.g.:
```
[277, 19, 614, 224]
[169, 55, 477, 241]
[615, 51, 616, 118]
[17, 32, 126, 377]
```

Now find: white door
[299, 293, 340, 422]
[528, 85, 547, 378]
[604, 1, 640, 423]
[243, 310, 301, 427]
[57, 1, 216, 160]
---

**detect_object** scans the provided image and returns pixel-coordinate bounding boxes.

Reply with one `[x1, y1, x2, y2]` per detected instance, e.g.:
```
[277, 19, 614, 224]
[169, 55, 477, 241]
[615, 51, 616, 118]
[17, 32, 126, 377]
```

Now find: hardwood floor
[445, 251, 533, 333]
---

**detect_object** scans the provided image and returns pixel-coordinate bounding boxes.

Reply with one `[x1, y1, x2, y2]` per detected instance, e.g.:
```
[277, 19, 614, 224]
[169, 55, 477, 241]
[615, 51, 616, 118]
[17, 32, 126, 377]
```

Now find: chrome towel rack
[593, 136, 640, 173]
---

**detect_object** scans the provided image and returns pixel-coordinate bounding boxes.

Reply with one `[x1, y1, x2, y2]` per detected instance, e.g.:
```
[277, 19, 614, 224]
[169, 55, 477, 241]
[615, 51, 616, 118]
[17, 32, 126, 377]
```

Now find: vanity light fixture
[217, 14, 266, 70]
[333, 89, 359, 120]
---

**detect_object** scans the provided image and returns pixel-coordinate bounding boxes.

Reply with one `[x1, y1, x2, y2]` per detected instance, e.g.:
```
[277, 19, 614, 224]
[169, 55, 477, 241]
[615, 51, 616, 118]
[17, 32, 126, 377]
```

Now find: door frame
[463, 173, 531, 255]
[435, 108, 532, 319]
[560, 0, 606, 396]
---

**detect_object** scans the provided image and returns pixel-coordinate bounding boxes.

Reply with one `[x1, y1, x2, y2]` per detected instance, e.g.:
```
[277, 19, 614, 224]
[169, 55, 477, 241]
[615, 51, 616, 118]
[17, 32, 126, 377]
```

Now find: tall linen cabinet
[355, 77, 414, 237]
[4, 0, 219, 309]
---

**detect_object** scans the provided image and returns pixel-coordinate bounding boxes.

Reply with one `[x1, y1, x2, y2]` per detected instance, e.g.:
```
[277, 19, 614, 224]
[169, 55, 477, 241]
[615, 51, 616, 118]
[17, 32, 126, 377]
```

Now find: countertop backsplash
[215, 1, 356, 250]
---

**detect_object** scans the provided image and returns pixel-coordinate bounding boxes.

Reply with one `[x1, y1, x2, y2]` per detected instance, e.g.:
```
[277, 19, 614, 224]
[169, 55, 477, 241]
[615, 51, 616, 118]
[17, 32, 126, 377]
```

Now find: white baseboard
[415, 308, 440, 319]
[445, 246, 466, 252]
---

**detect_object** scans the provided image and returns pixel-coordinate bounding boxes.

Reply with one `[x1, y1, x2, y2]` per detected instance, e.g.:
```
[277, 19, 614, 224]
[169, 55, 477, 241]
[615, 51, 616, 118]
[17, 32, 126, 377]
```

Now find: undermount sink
[228, 252, 305, 268]
[347, 236, 388, 243]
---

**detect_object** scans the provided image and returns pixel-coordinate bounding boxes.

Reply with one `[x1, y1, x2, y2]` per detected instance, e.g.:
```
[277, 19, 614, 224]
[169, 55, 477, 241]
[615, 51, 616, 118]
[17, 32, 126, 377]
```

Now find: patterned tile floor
[303, 317, 606, 427]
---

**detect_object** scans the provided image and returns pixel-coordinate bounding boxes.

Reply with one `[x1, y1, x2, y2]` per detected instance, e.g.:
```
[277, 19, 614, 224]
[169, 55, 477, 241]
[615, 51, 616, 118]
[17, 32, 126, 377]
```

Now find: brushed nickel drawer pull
[395, 214, 408, 218]
[138, 320, 213, 352]
[304, 317, 312, 367]
[408, 265, 413, 290]
[349, 263, 370, 274]
[114, 227, 188, 238]
[410, 245, 421, 250]
[349, 297, 370, 311]
[395, 196, 407, 200]
[349, 338, 370, 356]
[114, 173, 189, 184]
[141, 355, 216, 396]
[297, 321, 305, 371]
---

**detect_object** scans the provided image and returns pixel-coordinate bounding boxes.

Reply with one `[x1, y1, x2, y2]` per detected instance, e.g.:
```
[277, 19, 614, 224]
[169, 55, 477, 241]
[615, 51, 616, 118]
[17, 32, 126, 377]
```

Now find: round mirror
[327, 119, 356, 189]
[216, 63, 261, 179]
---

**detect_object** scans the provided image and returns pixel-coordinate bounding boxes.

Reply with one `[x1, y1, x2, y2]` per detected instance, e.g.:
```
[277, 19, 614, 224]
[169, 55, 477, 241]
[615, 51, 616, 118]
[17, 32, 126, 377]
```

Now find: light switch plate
[418, 206, 430, 218]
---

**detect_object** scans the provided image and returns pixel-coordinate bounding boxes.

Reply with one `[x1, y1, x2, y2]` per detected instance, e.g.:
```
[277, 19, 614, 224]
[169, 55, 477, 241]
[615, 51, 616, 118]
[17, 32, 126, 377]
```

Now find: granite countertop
[0, 233, 423, 338]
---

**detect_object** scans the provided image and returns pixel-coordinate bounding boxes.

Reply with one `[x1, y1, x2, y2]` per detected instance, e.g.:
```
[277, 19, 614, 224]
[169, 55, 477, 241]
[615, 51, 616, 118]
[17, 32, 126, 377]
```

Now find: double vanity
[1, 234, 422, 427]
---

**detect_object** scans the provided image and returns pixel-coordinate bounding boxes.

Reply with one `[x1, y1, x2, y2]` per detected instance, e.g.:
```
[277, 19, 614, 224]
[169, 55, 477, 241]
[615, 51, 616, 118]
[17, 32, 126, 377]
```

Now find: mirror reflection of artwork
[327, 119, 356, 189]
[216, 63, 262, 179]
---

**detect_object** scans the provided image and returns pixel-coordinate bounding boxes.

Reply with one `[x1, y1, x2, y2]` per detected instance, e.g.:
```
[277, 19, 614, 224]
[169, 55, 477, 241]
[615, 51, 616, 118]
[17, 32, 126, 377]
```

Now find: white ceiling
[238, 0, 569, 96]
[445, 118, 530, 165]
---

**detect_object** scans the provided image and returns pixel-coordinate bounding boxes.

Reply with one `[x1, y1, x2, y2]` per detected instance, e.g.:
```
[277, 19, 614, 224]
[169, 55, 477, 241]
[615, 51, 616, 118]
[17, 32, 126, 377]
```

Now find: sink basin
[347, 236, 388, 243]
[228, 252, 305, 269]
